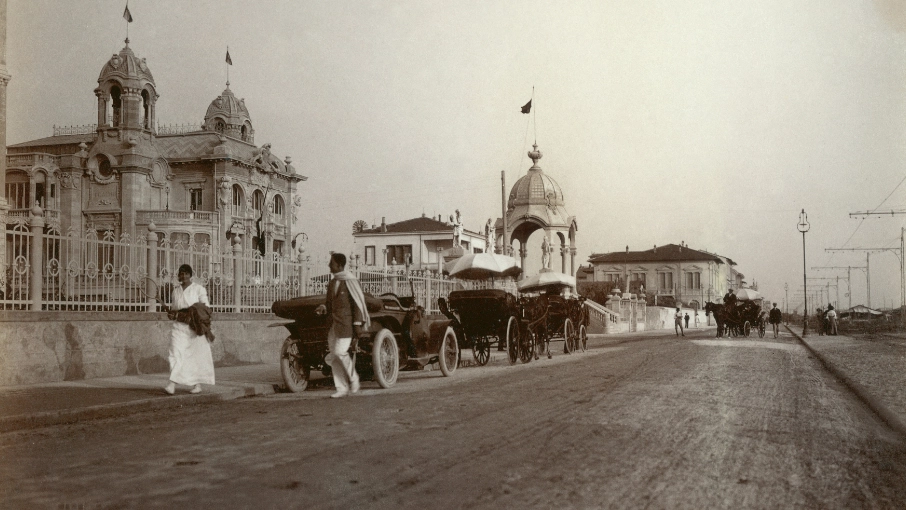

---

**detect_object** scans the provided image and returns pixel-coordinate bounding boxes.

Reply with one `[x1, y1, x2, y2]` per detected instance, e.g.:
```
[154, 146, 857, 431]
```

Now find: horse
[703, 301, 730, 338]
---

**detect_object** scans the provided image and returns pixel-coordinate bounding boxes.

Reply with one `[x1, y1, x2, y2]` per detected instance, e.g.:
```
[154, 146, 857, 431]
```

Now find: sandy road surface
[1, 329, 905, 509]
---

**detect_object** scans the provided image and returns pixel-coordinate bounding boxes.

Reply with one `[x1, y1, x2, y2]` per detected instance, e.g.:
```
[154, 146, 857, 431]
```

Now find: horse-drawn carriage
[704, 289, 766, 338]
[438, 254, 534, 365]
[272, 290, 459, 392]
[517, 271, 587, 358]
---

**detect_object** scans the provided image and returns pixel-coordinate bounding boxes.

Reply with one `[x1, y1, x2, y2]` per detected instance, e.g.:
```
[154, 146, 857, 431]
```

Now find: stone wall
[646, 306, 699, 331]
[0, 311, 288, 386]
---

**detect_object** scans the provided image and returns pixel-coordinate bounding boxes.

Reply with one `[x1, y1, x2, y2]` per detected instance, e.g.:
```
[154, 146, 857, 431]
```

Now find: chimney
[381, 217, 387, 233]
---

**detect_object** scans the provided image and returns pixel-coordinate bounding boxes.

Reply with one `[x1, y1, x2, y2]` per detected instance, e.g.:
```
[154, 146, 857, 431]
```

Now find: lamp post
[784, 282, 789, 324]
[797, 209, 810, 336]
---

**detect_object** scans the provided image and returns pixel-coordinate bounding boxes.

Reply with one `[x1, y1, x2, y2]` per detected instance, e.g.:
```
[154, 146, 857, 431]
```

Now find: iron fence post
[29, 204, 44, 310]
[146, 223, 158, 312]
[233, 237, 243, 313]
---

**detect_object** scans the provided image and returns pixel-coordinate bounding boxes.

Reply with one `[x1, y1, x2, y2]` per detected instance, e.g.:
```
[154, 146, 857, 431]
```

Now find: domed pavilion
[498, 144, 578, 276]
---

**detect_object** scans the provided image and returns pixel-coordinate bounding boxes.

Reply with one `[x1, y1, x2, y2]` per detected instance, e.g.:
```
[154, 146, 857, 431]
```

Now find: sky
[6, 0, 906, 311]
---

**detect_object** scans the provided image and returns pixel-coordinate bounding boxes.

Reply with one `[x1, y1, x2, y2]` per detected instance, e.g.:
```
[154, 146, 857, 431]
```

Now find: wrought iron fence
[3, 217, 523, 315]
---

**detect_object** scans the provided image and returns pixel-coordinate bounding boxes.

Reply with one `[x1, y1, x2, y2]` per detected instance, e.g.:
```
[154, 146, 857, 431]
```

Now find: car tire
[280, 336, 310, 393]
[438, 326, 459, 377]
[371, 328, 399, 388]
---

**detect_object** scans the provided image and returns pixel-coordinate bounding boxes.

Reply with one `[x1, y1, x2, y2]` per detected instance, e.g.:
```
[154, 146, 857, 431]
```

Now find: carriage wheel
[519, 327, 535, 364]
[758, 321, 766, 338]
[473, 336, 491, 366]
[280, 336, 310, 393]
[563, 319, 575, 354]
[438, 326, 459, 377]
[371, 328, 399, 388]
[744, 321, 751, 338]
[578, 324, 587, 352]
[505, 317, 519, 365]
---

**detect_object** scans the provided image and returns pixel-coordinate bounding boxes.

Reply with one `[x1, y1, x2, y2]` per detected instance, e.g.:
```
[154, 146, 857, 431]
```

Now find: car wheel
[371, 328, 399, 388]
[578, 324, 587, 352]
[280, 336, 310, 393]
[473, 336, 491, 366]
[438, 326, 459, 377]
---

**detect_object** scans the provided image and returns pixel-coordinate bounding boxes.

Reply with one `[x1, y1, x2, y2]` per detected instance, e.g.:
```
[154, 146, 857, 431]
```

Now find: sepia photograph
[1, 0, 905, 507]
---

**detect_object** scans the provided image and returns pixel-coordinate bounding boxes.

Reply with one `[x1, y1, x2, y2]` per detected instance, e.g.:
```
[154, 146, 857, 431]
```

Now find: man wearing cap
[768, 302, 782, 338]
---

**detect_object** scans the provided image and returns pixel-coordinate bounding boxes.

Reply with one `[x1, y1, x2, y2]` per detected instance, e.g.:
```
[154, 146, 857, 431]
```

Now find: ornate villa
[3, 38, 306, 257]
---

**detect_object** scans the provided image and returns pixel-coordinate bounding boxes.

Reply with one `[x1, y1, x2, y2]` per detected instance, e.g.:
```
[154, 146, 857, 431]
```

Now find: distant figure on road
[826, 305, 838, 335]
[769, 302, 782, 338]
[674, 307, 684, 337]
[694, 311, 700, 327]
[816, 307, 826, 336]
[684, 313, 690, 328]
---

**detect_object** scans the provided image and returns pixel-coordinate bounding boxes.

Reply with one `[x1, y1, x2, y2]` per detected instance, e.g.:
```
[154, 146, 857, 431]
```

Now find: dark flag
[123, 4, 133, 23]
[521, 99, 531, 114]
[226, 49, 232, 66]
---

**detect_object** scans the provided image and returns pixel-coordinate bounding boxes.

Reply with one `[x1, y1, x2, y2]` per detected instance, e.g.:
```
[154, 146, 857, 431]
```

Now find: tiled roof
[9, 133, 96, 148]
[357, 216, 454, 234]
[588, 244, 735, 266]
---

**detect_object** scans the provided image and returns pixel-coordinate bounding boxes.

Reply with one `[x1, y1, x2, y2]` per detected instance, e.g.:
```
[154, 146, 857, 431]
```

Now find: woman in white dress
[164, 264, 215, 395]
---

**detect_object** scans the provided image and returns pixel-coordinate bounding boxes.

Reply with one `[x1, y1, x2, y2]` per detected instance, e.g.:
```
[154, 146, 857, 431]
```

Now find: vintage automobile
[272, 292, 459, 392]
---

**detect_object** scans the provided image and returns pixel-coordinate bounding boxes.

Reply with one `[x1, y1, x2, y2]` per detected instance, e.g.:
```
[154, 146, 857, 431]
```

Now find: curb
[786, 324, 906, 438]
[0, 382, 275, 434]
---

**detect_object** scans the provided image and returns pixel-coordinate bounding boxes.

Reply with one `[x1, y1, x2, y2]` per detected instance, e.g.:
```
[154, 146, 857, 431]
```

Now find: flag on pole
[123, 4, 133, 23]
[226, 49, 233, 66]
[521, 99, 532, 114]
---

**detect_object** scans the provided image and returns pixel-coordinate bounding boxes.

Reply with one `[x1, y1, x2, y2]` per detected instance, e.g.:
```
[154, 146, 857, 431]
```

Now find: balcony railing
[7, 153, 60, 168]
[53, 124, 97, 136]
[135, 210, 220, 225]
[8, 208, 60, 223]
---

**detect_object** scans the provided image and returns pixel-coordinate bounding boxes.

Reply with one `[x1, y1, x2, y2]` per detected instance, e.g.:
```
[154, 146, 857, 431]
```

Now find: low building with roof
[586, 242, 745, 309]
[351, 213, 490, 270]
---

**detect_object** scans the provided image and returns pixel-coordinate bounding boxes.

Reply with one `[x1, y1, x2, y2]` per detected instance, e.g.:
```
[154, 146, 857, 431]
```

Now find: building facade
[586, 243, 745, 309]
[4, 39, 305, 259]
[352, 214, 489, 271]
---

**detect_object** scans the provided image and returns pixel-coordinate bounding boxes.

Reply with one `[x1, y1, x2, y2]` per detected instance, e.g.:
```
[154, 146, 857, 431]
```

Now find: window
[386, 245, 412, 266]
[189, 189, 203, 211]
[365, 246, 375, 266]
[272, 239, 284, 256]
[631, 273, 646, 286]
[6, 175, 29, 209]
[231, 185, 244, 216]
[274, 195, 285, 217]
[685, 272, 701, 290]
[604, 273, 621, 283]
[141, 90, 151, 129]
[99, 158, 113, 178]
[658, 272, 673, 291]
[252, 190, 264, 214]
[215, 120, 225, 134]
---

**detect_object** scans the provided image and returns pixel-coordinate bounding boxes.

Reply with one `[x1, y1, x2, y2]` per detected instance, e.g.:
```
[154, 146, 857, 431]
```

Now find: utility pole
[807, 277, 840, 308]
[824, 248, 904, 309]
[848, 211, 906, 313]
[812, 266, 862, 310]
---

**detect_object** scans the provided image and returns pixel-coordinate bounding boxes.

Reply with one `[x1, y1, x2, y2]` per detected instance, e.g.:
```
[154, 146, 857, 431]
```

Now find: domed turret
[507, 144, 566, 211]
[94, 39, 158, 131]
[202, 83, 254, 143]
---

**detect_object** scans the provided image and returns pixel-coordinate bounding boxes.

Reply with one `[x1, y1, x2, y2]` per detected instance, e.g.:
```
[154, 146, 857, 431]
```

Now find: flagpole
[532, 86, 536, 144]
[226, 46, 230, 86]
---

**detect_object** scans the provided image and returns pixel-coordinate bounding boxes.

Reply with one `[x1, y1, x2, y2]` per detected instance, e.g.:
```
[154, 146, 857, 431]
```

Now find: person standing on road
[684, 312, 690, 329]
[816, 307, 826, 336]
[675, 307, 684, 337]
[164, 264, 215, 395]
[769, 302, 782, 338]
[316, 253, 370, 398]
[826, 304, 838, 335]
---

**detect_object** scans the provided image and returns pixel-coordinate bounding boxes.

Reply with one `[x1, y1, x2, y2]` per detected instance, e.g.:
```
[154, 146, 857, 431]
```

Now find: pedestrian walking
[768, 302, 782, 338]
[674, 307, 684, 336]
[315, 253, 370, 398]
[684, 312, 690, 329]
[694, 311, 700, 327]
[826, 304, 838, 335]
[164, 264, 215, 395]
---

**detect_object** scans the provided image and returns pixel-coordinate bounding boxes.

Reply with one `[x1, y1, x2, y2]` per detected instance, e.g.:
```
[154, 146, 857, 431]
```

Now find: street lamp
[797, 209, 810, 336]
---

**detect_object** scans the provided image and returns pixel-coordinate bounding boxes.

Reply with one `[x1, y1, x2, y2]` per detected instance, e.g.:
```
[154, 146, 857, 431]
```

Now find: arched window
[110, 86, 122, 127]
[252, 190, 264, 214]
[274, 195, 285, 217]
[141, 90, 151, 129]
[241, 124, 248, 141]
[215, 118, 225, 134]
[231, 184, 244, 216]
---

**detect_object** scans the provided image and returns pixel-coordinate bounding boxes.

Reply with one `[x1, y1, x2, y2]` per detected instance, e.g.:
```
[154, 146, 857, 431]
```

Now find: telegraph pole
[848, 211, 906, 314]
[813, 266, 862, 310]
[826, 247, 903, 309]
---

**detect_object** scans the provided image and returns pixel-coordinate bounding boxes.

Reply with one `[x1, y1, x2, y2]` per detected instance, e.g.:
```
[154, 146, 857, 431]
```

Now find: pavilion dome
[508, 144, 566, 209]
[97, 40, 155, 89]
[203, 84, 254, 142]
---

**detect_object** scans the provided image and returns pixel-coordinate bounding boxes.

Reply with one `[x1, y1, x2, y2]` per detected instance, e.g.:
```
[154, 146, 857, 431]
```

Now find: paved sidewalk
[788, 325, 906, 437]
[0, 328, 688, 433]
